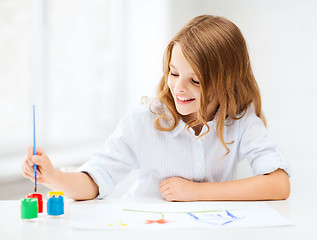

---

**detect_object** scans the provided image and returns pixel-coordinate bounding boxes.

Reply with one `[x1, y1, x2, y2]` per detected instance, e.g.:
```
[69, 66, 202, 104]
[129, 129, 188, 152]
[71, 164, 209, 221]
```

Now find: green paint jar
[21, 198, 38, 220]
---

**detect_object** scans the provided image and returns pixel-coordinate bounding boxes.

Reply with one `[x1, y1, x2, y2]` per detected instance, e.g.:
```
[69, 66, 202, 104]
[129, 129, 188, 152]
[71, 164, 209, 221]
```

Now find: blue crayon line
[226, 210, 237, 218]
[222, 220, 235, 225]
[33, 105, 37, 189]
[187, 212, 199, 220]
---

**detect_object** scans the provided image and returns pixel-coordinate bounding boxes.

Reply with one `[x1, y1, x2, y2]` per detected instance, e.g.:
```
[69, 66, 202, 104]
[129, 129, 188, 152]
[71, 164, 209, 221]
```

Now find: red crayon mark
[145, 219, 169, 224]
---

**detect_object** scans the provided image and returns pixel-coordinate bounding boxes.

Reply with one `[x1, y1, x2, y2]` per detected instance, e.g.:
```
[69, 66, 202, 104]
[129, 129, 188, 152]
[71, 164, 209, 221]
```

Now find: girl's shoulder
[126, 99, 173, 130]
[234, 103, 265, 129]
[123, 100, 159, 124]
[223, 104, 261, 130]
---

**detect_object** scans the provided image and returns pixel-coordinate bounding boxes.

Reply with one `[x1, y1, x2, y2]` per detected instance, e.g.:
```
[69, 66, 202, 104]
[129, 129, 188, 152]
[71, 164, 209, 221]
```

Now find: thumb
[31, 154, 50, 168]
[32, 152, 53, 171]
[31, 155, 42, 165]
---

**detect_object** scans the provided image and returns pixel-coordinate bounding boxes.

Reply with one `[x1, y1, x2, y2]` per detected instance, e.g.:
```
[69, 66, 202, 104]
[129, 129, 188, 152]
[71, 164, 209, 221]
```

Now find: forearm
[196, 169, 290, 201]
[45, 170, 99, 201]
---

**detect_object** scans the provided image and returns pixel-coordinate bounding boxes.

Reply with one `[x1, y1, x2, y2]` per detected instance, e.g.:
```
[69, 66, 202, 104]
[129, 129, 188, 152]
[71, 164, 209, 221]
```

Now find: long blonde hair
[150, 15, 266, 157]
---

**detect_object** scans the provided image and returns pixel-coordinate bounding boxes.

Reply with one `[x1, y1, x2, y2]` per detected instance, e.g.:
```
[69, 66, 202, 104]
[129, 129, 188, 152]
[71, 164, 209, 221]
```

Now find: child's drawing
[69, 202, 292, 230]
[123, 208, 243, 226]
[186, 210, 241, 226]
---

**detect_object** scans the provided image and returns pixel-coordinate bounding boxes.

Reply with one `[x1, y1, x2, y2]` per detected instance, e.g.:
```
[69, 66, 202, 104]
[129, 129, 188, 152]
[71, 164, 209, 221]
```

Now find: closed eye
[170, 72, 179, 77]
[192, 79, 200, 85]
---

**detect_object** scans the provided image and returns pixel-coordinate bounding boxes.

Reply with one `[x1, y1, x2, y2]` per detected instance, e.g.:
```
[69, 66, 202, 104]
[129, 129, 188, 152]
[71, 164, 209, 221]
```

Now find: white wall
[124, 0, 317, 194]
[123, 0, 171, 108]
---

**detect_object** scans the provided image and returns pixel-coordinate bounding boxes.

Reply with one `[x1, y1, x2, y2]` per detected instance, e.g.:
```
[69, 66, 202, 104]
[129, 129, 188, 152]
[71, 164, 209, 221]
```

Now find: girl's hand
[159, 176, 199, 201]
[22, 146, 57, 185]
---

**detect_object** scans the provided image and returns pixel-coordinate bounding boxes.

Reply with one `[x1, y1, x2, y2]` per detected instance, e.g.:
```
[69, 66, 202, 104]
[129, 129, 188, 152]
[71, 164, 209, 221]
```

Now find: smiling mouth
[176, 95, 195, 104]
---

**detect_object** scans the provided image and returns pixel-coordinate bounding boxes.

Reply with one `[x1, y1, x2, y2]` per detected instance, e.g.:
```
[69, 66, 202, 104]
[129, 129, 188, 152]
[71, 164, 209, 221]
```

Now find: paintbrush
[33, 105, 37, 192]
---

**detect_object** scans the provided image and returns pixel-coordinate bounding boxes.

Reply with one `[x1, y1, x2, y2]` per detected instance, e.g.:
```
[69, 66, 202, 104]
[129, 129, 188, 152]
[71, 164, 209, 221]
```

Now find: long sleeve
[78, 111, 140, 198]
[238, 107, 290, 176]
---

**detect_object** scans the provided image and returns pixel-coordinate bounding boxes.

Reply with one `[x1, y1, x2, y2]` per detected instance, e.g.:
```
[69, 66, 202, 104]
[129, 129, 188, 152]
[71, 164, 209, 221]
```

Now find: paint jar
[48, 191, 64, 198]
[21, 198, 38, 221]
[26, 193, 43, 213]
[47, 195, 64, 217]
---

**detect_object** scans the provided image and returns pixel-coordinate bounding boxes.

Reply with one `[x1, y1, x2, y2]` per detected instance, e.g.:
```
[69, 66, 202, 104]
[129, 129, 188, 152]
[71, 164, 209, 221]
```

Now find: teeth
[177, 96, 194, 101]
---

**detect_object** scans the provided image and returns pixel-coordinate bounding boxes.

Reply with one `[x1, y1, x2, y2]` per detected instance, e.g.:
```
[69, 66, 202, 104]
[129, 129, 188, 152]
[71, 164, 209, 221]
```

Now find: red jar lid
[26, 193, 43, 213]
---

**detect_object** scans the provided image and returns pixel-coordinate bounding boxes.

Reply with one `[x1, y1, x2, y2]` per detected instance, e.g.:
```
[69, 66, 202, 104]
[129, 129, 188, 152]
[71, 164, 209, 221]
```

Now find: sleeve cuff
[78, 162, 115, 199]
[250, 154, 291, 177]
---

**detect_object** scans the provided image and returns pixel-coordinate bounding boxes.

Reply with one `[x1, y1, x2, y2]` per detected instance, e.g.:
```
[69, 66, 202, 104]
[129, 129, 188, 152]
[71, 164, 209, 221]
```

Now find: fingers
[22, 157, 42, 178]
[35, 147, 45, 155]
[22, 168, 33, 180]
[159, 186, 170, 198]
[23, 146, 55, 187]
[159, 177, 192, 202]
[159, 177, 179, 193]
[165, 194, 177, 202]
[27, 151, 49, 169]
[160, 188, 177, 202]
[159, 181, 169, 194]
[21, 170, 44, 184]
[31, 155, 41, 165]
[23, 147, 45, 177]
[23, 147, 49, 188]
[158, 179, 167, 189]
[21, 161, 34, 182]
[22, 155, 34, 177]
[159, 179, 175, 201]
[23, 160, 34, 176]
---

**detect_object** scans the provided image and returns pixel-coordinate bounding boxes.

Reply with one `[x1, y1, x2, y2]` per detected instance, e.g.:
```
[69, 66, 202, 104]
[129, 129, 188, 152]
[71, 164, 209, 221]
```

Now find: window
[0, 0, 125, 170]
[0, 0, 33, 156]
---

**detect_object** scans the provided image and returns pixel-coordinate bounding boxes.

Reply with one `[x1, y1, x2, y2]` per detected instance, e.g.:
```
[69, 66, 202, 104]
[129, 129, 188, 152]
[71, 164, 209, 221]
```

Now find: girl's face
[168, 44, 202, 121]
[168, 44, 219, 123]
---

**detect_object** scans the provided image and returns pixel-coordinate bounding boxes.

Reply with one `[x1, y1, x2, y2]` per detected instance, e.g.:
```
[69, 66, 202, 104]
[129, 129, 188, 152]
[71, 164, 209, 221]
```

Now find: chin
[176, 107, 195, 116]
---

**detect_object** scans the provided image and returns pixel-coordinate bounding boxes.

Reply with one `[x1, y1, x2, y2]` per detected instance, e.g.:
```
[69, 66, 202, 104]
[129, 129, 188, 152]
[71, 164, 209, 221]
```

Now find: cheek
[194, 89, 201, 101]
[167, 77, 174, 90]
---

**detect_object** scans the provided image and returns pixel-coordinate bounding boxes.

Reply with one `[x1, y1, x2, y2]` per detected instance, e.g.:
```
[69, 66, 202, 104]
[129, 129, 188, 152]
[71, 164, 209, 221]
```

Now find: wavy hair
[150, 15, 266, 157]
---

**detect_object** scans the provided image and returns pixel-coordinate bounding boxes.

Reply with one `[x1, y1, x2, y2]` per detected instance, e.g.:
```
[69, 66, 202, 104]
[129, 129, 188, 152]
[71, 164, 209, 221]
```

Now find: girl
[22, 15, 290, 201]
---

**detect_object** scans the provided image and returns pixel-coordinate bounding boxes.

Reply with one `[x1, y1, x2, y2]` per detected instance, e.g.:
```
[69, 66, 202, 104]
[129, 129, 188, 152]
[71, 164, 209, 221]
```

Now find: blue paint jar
[47, 195, 64, 217]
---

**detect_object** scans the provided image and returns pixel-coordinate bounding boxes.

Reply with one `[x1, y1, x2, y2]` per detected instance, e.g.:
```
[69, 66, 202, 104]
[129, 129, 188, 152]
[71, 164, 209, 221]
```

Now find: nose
[174, 76, 187, 93]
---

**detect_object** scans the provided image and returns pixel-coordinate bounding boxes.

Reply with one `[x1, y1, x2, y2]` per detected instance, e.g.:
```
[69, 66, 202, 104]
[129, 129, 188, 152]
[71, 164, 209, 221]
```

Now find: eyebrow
[169, 64, 176, 69]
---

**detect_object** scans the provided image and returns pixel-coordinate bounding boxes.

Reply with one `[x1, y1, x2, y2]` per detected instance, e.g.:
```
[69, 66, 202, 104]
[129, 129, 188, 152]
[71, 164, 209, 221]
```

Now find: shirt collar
[171, 119, 186, 137]
[171, 118, 216, 138]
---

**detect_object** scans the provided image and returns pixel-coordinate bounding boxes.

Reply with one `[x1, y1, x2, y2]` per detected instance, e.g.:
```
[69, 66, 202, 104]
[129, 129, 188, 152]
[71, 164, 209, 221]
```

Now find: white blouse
[78, 103, 289, 199]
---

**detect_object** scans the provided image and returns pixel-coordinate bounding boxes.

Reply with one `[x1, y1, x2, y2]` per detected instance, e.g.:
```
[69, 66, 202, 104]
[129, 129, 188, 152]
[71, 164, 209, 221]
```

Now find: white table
[0, 193, 316, 240]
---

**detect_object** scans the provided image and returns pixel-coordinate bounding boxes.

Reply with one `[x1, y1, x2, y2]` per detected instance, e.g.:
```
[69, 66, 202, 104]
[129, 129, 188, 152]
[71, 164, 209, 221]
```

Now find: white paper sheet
[69, 201, 292, 230]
